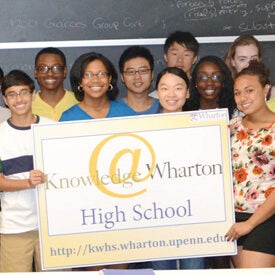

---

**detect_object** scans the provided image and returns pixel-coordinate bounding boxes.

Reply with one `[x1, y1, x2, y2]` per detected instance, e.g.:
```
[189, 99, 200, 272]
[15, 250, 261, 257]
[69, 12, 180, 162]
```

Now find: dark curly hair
[70, 52, 119, 101]
[183, 55, 235, 118]
[235, 60, 270, 87]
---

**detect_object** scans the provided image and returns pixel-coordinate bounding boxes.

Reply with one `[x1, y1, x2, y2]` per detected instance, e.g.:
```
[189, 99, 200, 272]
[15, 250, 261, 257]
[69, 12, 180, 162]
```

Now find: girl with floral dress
[226, 61, 275, 268]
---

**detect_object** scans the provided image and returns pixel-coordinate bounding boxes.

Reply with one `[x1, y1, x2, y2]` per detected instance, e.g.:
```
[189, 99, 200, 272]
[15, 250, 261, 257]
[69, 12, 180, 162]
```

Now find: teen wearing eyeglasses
[32, 47, 78, 121]
[0, 70, 52, 272]
[118, 46, 160, 115]
[183, 55, 235, 119]
[59, 52, 134, 270]
[183, 56, 235, 268]
[59, 52, 134, 122]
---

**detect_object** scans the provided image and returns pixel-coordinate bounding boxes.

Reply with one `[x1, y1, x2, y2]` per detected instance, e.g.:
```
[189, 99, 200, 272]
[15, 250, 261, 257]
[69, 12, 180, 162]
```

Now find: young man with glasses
[119, 46, 160, 115]
[32, 47, 78, 121]
[118, 46, 160, 270]
[0, 70, 51, 271]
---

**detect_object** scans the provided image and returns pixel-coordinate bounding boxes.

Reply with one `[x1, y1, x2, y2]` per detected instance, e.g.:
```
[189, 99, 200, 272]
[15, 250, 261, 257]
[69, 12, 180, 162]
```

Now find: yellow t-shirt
[267, 98, 275, 113]
[32, 90, 78, 121]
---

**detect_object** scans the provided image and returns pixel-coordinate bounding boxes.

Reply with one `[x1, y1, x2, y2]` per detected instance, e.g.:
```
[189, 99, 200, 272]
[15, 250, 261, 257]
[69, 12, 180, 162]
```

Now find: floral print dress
[230, 116, 275, 213]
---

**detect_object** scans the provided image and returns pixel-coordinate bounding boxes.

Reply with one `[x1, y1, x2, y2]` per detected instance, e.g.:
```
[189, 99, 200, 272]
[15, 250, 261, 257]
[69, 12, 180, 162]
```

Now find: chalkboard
[1, 0, 275, 41]
[0, 0, 274, 103]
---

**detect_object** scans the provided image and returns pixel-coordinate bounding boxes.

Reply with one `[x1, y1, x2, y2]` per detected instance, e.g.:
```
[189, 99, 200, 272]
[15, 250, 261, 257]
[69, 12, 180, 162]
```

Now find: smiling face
[121, 57, 153, 95]
[157, 72, 188, 113]
[80, 59, 112, 100]
[3, 85, 35, 117]
[35, 53, 67, 92]
[231, 44, 260, 74]
[164, 42, 197, 77]
[195, 61, 223, 105]
[234, 74, 268, 115]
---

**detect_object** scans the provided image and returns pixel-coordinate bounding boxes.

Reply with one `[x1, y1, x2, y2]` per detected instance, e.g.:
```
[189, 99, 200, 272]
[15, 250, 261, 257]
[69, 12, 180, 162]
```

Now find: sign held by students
[33, 109, 236, 270]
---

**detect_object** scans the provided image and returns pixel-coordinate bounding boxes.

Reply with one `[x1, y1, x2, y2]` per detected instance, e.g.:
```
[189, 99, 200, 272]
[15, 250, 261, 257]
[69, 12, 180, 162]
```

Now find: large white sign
[33, 109, 236, 270]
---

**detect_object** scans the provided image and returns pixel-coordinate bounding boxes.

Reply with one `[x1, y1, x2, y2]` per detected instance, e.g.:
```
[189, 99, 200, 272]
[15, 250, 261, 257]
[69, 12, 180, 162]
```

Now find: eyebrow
[125, 66, 149, 69]
[159, 82, 185, 86]
[236, 54, 258, 58]
[6, 91, 28, 96]
[197, 71, 221, 74]
[235, 85, 253, 91]
[170, 48, 192, 52]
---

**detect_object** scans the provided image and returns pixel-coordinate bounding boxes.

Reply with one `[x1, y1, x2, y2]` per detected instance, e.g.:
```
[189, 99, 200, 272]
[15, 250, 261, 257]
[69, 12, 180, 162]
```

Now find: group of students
[0, 31, 274, 271]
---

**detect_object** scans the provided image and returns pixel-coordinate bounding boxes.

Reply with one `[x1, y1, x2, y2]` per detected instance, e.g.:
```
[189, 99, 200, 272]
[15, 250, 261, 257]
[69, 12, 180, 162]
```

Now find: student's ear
[34, 68, 38, 80]
[186, 88, 190, 99]
[32, 90, 36, 101]
[151, 71, 154, 82]
[164, 53, 168, 64]
[192, 56, 198, 65]
[231, 58, 236, 68]
[108, 74, 112, 83]
[2, 94, 8, 106]
[120, 73, 125, 84]
[63, 67, 68, 79]
[78, 82, 83, 90]
[264, 84, 271, 100]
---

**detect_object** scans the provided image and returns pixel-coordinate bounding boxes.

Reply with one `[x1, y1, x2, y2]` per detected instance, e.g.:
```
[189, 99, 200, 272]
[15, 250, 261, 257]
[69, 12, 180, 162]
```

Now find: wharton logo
[190, 111, 227, 122]
[89, 133, 156, 198]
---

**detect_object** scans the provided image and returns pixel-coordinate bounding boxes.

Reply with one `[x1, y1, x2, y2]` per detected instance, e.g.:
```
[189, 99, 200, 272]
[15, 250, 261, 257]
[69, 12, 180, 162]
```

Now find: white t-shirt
[0, 116, 52, 233]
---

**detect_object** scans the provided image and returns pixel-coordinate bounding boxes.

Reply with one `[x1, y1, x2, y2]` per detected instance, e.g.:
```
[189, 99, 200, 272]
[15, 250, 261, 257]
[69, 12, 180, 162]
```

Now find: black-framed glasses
[36, 65, 65, 74]
[5, 89, 31, 100]
[123, 68, 151, 76]
[83, 71, 109, 79]
[197, 74, 223, 82]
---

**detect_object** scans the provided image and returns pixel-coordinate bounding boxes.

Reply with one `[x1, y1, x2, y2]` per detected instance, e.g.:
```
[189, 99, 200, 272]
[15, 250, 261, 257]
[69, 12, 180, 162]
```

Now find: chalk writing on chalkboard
[0, 0, 274, 43]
